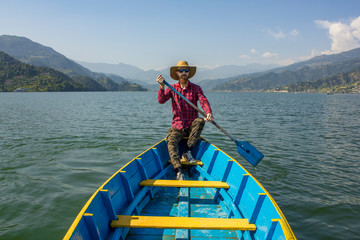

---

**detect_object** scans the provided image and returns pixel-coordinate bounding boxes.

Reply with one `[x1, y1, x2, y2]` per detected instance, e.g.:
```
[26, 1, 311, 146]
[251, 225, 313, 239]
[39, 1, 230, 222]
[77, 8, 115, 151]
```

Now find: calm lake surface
[1, 92, 359, 239]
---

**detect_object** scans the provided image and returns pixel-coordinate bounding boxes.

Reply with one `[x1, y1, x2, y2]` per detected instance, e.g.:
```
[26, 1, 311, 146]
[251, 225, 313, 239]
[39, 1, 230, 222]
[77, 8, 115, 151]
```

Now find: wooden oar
[163, 80, 264, 167]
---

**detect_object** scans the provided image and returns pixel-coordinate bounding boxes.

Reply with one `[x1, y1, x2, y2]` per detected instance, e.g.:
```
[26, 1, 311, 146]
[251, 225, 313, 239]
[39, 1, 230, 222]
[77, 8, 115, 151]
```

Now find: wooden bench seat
[176, 159, 204, 166]
[139, 179, 229, 189]
[111, 215, 256, 231]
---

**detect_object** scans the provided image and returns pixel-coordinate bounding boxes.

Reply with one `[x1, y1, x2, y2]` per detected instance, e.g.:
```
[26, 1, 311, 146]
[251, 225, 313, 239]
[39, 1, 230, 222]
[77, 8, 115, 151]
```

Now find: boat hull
[64, 138, 296, 240]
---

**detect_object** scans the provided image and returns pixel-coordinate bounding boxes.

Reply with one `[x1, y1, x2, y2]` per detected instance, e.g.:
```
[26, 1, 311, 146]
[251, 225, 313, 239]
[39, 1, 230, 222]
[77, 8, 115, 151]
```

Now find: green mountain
[0, 35, 93, 77]
[213, 48, 360, 92]
[0, 35, 147, 91]
[282, 67, 360, 93]
[0, 51, 86, 92]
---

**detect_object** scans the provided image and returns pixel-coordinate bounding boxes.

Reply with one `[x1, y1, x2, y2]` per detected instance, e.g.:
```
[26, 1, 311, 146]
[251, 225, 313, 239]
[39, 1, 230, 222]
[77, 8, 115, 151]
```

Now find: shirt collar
[177, 81, 191, 90]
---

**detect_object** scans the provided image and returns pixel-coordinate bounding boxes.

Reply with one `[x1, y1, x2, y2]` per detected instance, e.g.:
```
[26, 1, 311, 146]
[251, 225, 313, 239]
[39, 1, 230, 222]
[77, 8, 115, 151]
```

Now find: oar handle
[162, 80, 238, 143]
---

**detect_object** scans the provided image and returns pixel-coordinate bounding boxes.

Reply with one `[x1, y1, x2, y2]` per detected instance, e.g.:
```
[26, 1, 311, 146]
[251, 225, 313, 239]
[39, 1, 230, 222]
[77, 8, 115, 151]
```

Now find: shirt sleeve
[158, 86, 172, 104]
[197, 86, 212, 115]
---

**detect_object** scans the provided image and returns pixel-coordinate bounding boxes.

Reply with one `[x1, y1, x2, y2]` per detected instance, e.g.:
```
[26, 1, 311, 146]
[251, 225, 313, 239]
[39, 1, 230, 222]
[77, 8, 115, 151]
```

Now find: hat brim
[170, 66, 196, 80]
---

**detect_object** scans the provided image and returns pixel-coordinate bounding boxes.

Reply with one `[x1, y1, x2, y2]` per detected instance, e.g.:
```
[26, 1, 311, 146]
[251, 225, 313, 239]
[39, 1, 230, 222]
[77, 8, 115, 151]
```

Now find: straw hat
[170, 61, 196, 80]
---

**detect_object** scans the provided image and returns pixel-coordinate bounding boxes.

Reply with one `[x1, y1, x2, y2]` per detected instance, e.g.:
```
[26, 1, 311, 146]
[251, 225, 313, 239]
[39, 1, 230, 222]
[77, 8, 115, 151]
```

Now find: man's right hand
[156, 75, 165, 89]
[205, 113, 214, 122]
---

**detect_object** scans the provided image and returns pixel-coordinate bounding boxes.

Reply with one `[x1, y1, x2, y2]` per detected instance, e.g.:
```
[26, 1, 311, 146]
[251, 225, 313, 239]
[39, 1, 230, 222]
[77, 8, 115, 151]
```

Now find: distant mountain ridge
[272, 48, 360, 73]
[2, 34, 359, 93]
[0, 35, 146, 91]
[78, 61, 279, 85]
[0, 35, 279, 90]
[213, 47, 360, 91]
[78, 61, 147, 79]
[0, 35, 93, 77]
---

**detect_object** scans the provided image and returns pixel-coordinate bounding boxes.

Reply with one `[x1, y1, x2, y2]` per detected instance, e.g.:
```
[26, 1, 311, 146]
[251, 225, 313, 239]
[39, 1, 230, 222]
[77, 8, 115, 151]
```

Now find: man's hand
[156, 75, 165, 89]
[205, 113, 213, 122]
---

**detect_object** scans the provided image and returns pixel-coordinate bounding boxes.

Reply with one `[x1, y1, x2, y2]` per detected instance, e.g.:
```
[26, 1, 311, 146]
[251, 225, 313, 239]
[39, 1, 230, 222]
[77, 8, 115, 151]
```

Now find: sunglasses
[177, 69, 190, 73]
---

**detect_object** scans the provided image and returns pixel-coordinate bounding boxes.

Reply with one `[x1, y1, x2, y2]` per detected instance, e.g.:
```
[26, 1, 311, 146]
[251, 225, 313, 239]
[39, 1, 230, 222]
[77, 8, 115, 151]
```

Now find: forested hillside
[0, 52, 86, 92]
[0, 52, 147, 92]
[282, 68, 360, 93]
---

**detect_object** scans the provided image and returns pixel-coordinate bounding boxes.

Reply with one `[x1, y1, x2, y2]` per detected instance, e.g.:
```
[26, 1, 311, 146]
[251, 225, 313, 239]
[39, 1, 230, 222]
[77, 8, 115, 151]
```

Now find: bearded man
[156, 60, 213, 180]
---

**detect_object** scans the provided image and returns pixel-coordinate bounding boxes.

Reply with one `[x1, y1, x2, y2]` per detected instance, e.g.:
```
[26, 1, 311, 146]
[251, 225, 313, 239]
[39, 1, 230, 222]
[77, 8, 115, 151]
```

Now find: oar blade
[236, 141, 264, 167]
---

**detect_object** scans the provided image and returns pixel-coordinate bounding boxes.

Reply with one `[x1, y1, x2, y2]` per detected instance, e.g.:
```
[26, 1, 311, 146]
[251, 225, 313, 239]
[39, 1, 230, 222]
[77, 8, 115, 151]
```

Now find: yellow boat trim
[111, 215, 256, 231]
[140, 179, 229, 189]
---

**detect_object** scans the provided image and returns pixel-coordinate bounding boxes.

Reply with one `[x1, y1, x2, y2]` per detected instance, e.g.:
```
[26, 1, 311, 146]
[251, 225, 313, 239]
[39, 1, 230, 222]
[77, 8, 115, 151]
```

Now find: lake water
[1, 92, 359, 240]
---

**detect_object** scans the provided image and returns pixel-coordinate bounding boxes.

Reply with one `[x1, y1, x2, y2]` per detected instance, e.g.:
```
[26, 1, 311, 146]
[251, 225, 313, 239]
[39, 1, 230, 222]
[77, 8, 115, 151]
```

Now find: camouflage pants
[166, 118, 205, 170]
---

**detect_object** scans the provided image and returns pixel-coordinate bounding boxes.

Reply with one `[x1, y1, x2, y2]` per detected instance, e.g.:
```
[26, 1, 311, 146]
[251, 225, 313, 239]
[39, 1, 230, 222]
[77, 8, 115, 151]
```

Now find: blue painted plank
[69, 218, 92, 240]
[103, 173, 128, 214]
[126, 186, 178, 239]
[176, 187, 190, 239]
[86, 193, 114, 239]
[83, 214, 102, 240]
[100, 190, 117, 220]
[190, 187, 239, 239]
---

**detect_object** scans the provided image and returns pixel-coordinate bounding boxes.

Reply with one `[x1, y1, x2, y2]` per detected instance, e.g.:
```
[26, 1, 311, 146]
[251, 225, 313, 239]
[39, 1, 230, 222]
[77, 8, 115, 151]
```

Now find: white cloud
[250, 49, 257, 54]
[262, 51, 279, 58]
[296, 49, 322, 62]
[239, 54, 250, 59]
[351, 17, 360, 39]
[267, 29, 286, 39]
[290, 29, 299, 37]
[315, 16, 360, 53]
[267, 28, 300, 39]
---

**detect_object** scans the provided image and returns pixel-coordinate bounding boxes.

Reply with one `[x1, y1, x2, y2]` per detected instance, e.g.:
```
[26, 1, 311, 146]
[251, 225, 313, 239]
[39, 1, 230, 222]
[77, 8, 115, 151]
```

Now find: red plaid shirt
[158, 81, 212, 130]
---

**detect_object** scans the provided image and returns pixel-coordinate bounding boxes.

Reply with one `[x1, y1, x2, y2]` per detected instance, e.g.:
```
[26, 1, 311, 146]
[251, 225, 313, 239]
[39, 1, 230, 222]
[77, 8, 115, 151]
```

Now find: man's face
[176, 68, 190, 80]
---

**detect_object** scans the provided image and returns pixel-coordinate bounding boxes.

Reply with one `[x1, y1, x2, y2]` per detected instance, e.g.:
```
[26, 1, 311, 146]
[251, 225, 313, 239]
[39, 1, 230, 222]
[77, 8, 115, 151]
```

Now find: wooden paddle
[162, 80, 264, 167]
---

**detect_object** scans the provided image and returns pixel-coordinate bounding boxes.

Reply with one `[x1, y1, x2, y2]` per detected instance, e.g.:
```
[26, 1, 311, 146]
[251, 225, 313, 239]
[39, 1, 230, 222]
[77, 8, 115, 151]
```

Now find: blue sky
[1, 0, 360, 70]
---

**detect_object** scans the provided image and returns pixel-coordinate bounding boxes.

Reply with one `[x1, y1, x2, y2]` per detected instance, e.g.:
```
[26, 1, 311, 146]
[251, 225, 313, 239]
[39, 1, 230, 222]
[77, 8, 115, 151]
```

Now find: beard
[180, 74, 189, 80]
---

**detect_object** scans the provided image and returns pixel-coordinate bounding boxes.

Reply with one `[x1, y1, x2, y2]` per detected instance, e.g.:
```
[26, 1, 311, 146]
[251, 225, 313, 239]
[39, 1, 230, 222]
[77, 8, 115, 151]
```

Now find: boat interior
[65, 138, 295, 240]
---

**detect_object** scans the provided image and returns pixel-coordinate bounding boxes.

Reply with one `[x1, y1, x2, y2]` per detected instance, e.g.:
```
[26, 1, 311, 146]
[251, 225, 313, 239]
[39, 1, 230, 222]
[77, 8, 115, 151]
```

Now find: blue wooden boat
[64, 138, 296, 240]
